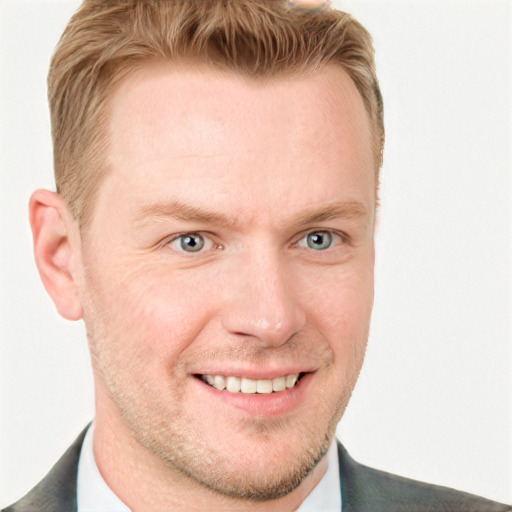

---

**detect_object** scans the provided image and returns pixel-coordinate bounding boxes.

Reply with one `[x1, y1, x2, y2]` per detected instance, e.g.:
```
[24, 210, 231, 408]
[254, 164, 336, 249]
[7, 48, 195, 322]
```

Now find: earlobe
[29, 189, 84, 321]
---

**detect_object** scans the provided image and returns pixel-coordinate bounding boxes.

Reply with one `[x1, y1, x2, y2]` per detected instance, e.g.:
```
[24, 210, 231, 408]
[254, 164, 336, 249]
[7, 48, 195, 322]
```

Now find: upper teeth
[202, 374, 300, 394]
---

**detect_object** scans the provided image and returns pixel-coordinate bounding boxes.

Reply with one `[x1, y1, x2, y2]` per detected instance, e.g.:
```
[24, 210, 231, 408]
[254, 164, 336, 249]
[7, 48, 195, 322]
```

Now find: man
[2, 0, 510, 510]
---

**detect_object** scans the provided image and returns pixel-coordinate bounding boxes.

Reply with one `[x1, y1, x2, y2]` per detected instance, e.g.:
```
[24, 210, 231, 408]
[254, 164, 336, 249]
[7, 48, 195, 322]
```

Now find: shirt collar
[77, 425, 130, 512]
[77, 425, 342, 511]
[297, 441, 342, 512]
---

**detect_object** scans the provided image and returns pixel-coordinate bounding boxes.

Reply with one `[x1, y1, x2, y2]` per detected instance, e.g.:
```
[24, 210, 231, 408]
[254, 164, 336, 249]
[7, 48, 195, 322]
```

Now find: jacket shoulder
[2, 428, 88, 512]
[338, 442, 512, 512]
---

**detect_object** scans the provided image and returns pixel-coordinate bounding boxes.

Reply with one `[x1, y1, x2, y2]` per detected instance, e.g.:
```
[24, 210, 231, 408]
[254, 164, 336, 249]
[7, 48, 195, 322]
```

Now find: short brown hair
[48, 0, 384, 228]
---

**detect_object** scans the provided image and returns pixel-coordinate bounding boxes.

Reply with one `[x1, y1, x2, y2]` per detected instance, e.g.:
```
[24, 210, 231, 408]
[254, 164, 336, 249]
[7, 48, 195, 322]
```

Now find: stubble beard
[116, 383, 350, 502]
[84, 300, 364, 502]
[94, 353, 356, 502]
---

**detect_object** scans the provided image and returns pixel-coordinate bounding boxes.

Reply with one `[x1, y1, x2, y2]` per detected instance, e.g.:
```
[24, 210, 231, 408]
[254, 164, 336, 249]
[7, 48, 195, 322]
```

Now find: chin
[130, 400, 340, 502]
[165, 431, 332, 501]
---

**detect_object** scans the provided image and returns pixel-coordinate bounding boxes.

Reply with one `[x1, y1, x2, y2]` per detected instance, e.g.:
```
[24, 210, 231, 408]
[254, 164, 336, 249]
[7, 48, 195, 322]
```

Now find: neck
[92, 407, 329, 512]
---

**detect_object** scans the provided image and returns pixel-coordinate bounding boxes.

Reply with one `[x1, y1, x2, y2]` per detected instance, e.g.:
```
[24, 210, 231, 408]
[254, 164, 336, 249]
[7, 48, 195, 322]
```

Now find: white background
[1, 0, 510, 507]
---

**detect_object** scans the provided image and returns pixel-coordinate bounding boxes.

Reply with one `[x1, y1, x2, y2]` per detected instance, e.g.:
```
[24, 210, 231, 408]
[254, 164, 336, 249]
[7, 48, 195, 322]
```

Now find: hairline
[74, 57, 381, 233]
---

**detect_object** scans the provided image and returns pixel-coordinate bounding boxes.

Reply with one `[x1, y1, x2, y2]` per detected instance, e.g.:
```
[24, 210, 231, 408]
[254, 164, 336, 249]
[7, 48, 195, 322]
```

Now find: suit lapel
[337, 440, 372, 512]
[3, 427, 87, 512]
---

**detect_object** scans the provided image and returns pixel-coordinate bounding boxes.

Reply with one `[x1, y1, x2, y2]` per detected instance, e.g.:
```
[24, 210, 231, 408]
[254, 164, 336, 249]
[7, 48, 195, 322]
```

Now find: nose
[221, 251, 306, 347]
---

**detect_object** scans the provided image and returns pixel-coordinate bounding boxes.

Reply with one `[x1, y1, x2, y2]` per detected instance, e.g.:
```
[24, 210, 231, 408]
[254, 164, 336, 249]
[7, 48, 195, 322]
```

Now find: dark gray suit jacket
[3, 428, 511, 511]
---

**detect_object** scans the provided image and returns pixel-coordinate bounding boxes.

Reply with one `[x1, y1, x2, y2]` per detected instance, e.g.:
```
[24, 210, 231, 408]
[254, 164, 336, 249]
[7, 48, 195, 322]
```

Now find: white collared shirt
[77, 425, 342, 511]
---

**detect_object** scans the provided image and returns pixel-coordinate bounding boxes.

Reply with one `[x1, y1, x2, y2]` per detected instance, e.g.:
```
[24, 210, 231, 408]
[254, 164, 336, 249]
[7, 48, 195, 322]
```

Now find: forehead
[107, 61, 372, 161]
[97, 61, 375, 227]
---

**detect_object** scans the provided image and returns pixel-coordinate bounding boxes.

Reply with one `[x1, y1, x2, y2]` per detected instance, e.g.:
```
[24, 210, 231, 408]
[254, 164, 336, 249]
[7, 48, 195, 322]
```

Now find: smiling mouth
[198, 373, 305, 394]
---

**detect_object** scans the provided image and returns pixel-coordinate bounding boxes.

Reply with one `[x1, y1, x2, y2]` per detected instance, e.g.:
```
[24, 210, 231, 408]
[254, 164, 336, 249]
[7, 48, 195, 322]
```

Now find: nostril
[220, 271, 306, 347]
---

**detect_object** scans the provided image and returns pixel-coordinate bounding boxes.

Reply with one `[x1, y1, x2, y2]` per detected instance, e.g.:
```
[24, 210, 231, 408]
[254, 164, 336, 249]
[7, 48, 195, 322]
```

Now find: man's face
[78, 63, 375, 499]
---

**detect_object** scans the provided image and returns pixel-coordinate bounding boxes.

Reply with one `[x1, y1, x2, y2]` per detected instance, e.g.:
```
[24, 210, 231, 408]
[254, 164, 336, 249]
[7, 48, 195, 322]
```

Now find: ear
[29, 189, 83, 321]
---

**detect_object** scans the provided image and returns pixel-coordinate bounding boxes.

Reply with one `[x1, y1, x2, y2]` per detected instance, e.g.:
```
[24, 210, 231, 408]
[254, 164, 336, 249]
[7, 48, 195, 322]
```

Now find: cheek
[84, 261, 218, 364]
[300, 260, 374, 327]
[298, 261, 373, 370]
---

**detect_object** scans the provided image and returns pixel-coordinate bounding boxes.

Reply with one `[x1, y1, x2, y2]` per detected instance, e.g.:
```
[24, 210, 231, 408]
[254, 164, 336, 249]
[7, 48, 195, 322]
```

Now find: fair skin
[30, 63, 375, 511]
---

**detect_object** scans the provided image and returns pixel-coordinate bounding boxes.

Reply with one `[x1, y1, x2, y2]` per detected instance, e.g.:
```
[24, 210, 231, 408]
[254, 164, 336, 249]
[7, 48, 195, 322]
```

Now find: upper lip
[192, 366, 315, 380]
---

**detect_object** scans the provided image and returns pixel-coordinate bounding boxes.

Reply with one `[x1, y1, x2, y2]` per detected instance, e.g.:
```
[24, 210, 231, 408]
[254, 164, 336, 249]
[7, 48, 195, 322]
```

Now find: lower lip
[193, 374, 312, 417]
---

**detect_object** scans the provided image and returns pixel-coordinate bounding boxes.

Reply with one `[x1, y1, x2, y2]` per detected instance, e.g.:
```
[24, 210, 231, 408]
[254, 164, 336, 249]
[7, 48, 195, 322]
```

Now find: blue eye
[304, 231, 333, 250]
[175, 233, 205, 252]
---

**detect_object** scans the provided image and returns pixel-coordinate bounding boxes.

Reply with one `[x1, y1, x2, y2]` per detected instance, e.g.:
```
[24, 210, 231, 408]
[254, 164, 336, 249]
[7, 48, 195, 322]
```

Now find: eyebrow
[134, 200, 234, 227]
[133, 199, 369, 229]
[293, 201, 369, 228]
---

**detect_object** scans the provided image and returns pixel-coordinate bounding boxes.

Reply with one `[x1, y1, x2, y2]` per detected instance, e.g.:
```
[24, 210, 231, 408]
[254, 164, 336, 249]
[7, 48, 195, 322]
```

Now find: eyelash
[294, 230, 346, 251]
[166, 232, 220, 254]
[164, 229, 347, 255]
